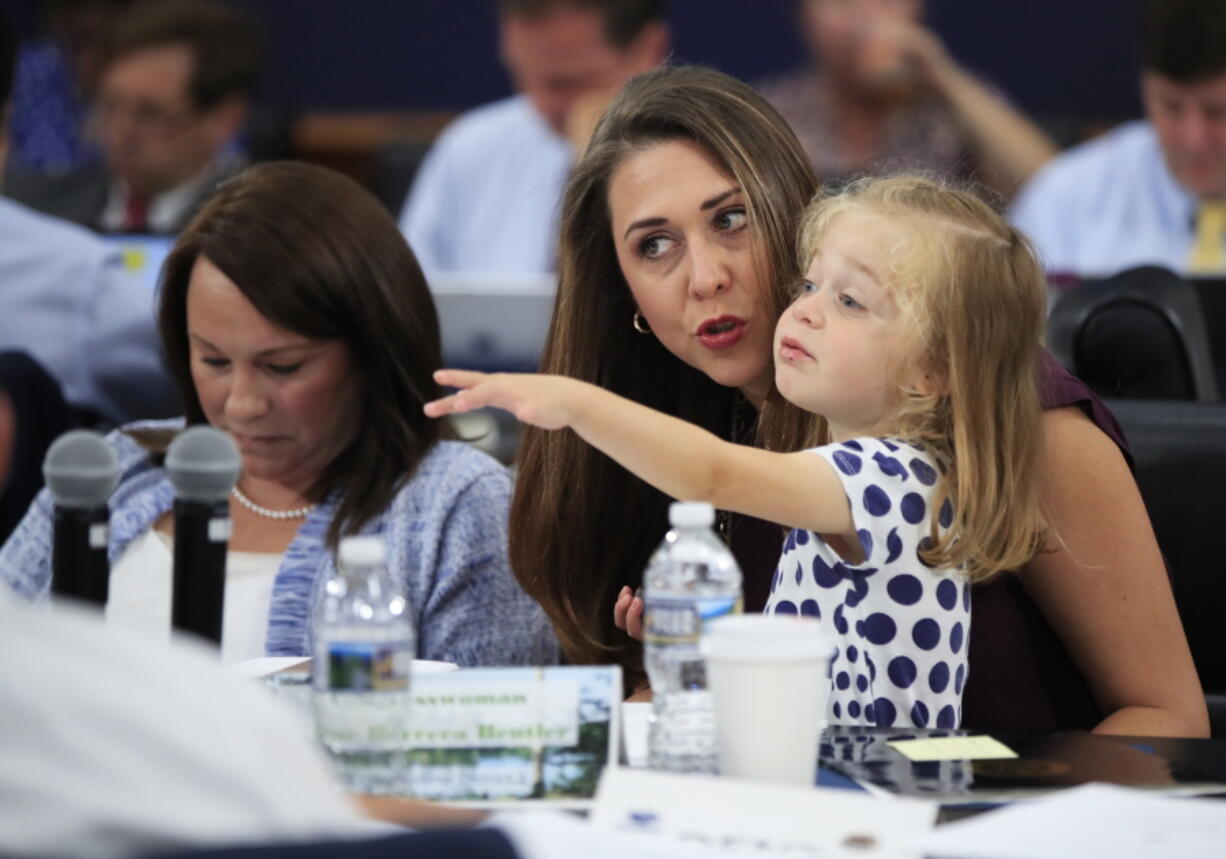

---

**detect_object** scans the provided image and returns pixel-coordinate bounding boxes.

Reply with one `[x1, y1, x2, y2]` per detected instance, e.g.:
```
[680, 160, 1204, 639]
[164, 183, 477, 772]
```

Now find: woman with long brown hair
[510, 65, 817, 683]
[509, 65, 1207, 737]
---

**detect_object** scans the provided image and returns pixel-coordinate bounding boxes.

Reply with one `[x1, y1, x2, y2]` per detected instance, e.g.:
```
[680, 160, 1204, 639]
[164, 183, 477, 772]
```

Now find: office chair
[1106, 397, 1226, 736]
[1048, 266, 1219, 402]
[371, 140, 433, 215]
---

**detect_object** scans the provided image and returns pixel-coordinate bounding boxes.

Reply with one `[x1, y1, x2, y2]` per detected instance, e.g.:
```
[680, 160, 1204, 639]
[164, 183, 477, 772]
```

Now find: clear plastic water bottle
[643, 501, 742, 773]
[311, 535, 415, 794]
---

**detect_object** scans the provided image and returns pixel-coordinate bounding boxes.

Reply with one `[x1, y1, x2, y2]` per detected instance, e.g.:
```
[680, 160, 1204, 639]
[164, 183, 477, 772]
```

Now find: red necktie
[122, 193, 151, 233]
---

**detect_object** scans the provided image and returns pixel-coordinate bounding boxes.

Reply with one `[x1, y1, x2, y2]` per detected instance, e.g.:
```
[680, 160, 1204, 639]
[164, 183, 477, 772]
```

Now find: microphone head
[166, 426, 241, 502]
[43, 430, 120, 509]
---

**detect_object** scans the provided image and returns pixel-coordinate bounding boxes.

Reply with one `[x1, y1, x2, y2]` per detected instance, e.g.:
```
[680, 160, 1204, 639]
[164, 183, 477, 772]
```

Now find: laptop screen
[102, 234, 176, 291]
[428, 272, 556, 372]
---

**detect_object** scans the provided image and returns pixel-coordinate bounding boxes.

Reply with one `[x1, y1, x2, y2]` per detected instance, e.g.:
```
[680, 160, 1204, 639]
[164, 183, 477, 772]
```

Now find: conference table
[260, 666, 1226, 856]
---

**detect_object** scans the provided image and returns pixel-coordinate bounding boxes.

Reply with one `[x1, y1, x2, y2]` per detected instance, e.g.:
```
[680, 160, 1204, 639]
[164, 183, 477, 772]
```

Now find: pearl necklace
[231, 486, 314, 520]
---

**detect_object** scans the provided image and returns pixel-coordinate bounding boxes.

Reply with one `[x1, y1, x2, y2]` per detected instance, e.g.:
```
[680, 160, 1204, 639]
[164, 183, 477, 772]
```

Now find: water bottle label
[643, 595, 741, 646]
[323, 642, 412, 692]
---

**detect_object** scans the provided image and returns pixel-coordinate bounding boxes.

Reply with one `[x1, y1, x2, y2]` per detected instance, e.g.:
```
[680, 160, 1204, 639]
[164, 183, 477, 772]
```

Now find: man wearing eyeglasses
[6, 0, 257, 235]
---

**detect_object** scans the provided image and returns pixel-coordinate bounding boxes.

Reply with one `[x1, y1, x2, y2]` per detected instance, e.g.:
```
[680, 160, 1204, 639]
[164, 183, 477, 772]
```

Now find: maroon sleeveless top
[961, 353, 1129, 731]
[736, 352, 1128, 731]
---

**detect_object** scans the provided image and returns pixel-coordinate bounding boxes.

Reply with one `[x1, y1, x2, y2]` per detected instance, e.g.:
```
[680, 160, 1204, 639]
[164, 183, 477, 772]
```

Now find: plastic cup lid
[700, 614, 835, 661]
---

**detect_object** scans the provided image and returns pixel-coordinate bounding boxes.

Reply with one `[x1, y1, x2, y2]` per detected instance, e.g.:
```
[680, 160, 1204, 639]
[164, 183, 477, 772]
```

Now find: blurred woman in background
[759, 0, 1056, 198]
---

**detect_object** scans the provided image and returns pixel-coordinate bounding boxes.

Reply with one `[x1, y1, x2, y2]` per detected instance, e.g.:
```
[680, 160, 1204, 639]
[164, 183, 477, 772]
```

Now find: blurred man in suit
[399, 0, 667, 275]
[5, 0, 258, 235]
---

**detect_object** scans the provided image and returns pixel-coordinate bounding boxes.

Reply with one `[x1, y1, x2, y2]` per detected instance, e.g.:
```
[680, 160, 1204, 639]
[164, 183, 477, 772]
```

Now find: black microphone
[166, 426, 240, 646]
[44, 430, 120, 606]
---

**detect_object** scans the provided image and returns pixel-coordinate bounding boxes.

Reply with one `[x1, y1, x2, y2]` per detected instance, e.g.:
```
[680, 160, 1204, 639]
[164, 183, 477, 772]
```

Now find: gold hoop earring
[633, 310, 651, 334]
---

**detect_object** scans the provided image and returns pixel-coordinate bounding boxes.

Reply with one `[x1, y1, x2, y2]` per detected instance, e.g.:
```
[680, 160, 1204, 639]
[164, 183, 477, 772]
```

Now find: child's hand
[424, 370, 580, 430]
[614, 585, 644, 641]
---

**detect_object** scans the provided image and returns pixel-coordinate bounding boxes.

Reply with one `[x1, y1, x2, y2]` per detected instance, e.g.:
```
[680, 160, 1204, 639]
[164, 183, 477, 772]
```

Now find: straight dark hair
[106, 0, 259, 109]
[497, 0, 665, 48]
[1141, 0, 1226, 83]
[509, 65, 818, 683]
[0, 12, 14, 108]
[157, 160, 447, 547]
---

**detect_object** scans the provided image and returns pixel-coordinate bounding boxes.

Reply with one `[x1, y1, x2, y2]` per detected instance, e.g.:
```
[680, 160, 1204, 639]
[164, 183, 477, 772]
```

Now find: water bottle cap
[669, 501, 715, 528]
[339, 535, 386, 567]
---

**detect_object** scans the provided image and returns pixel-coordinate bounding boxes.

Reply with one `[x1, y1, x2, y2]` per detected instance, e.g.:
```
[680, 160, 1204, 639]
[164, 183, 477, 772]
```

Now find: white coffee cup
[700, 614, 835, 786]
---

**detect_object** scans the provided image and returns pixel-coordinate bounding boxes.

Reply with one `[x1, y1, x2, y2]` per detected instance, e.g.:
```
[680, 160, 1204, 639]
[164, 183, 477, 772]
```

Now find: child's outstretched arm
[425, 369, 854, 537]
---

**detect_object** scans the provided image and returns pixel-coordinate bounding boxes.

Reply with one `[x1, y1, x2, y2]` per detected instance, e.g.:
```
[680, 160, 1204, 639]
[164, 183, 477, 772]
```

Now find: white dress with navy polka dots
[764, 437, 969, 730]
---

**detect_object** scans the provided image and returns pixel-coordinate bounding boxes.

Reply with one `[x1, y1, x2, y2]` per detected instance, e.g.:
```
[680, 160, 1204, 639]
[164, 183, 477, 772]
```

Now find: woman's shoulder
[392, 442, 511, 506]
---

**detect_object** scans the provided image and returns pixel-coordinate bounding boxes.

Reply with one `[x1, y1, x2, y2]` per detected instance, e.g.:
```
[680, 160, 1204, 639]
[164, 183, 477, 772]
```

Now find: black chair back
[0, 351, 77, 543]
[1049, 267, 1219, 402]
[1107, 398, 1226, 734]
[371, 140, 432, 215]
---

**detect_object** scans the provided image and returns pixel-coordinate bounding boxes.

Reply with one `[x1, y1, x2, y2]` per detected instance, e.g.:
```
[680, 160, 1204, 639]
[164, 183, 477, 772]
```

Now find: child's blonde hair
[794, 174, 1047, 582]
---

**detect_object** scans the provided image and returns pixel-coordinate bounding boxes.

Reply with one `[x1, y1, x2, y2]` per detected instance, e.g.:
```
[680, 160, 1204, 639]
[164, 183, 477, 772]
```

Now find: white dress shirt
[1010, 120, 1202, 279]
[0, 197, 176, 421]
[0, 596, 374, 858]
[98, 161, 222, 235]
[399, 95, 573, 275]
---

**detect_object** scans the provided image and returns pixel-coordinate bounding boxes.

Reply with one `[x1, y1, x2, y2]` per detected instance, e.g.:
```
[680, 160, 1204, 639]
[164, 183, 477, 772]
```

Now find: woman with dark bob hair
[508, 65, 1207, 737]
[0, 161, 557, 668]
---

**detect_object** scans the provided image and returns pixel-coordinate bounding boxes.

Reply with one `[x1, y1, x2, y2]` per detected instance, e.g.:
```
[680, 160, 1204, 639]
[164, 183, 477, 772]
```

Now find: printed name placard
[403, 666, 619, 805]
[592, 767, 936, 856]
[259, 662, 620, 806]
[407, 672, 581, 747]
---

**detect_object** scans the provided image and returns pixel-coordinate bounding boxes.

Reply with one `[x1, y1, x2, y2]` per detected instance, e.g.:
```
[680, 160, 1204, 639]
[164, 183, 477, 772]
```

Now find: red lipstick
[696, 315, 746, 350]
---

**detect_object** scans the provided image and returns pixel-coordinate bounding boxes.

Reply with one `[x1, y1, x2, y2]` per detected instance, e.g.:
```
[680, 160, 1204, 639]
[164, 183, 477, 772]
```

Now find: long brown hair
[509, 66, 818, 675]
[157, 160, 447, 546]
[792, 174, 1048, 580]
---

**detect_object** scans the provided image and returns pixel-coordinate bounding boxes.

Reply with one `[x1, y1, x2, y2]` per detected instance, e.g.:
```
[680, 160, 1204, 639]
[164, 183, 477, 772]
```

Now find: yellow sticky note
[886, 736, 1017, 762]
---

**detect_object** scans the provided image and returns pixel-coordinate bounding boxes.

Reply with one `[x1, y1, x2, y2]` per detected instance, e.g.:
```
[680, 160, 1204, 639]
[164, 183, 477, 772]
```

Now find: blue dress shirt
[0, 197, 176, 421]
[1010, 121, 1201, 278]
[399, 96, 572, 275]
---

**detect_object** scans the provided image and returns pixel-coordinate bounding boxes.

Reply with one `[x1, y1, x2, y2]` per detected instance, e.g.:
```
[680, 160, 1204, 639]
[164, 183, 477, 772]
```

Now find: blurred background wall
[4, 0, 1145, 123]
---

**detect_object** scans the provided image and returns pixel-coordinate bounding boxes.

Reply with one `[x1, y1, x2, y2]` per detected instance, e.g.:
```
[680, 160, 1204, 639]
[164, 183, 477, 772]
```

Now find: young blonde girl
[425, 174, 1048, 728]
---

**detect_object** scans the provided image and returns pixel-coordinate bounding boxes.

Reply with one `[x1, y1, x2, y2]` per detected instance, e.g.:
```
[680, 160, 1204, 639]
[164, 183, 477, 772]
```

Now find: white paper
[233, 656, 312, 678]
[918, 782, 1226, 859]
[592, 766, 935, 857]
[622, 701, 651, 767]
[233, 656, 457, 679]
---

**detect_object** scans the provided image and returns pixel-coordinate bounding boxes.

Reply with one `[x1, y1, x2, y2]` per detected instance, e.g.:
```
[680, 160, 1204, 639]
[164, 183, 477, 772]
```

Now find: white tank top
[106, 529, 282, 666]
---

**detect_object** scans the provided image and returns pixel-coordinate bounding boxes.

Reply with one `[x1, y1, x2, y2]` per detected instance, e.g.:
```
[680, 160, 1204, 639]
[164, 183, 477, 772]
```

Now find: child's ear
[911, 368, 948, 398]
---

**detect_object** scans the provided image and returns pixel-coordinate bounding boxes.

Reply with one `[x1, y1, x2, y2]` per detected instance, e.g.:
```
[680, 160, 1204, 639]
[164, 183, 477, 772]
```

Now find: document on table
[593, 767, 935, 858]
[917, 782, 1226, 858]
